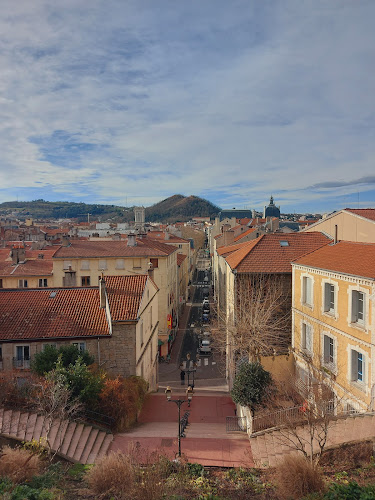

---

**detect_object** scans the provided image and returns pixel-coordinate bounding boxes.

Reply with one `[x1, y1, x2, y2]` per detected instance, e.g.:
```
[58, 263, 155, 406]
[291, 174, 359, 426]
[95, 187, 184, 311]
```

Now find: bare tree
[213, 274, 291, 381]
[275, 361, 349, 465]
[33, 371, 82, 458]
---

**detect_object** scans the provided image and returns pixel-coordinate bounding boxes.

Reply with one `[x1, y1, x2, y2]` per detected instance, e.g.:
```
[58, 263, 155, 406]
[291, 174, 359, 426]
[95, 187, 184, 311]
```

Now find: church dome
[264, 196, 280, 218]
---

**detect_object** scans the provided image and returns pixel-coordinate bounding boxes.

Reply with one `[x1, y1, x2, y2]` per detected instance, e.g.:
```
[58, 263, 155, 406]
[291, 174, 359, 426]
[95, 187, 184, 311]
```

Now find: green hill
[0, 195, 221, 223]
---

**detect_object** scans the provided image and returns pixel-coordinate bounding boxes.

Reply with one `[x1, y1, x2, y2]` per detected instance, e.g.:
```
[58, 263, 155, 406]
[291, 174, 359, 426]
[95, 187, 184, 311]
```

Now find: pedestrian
[180, 370, 185, 385]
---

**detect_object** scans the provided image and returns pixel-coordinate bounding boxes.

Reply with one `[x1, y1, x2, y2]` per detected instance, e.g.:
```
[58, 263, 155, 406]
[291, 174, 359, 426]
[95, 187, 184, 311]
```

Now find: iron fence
[226, 416, 248, 433]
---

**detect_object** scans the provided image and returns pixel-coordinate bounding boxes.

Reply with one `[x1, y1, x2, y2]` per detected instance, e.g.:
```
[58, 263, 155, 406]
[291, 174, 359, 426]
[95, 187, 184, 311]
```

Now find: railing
[83, 409, 115, 429]
[12, 357, 31, 369]
[252, 406, 307, 433]
[226, 416, 248, 433]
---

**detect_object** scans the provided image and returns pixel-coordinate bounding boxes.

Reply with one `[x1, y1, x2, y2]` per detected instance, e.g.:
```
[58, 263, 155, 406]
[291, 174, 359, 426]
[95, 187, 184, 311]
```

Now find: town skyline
[1, 1, 374, 213]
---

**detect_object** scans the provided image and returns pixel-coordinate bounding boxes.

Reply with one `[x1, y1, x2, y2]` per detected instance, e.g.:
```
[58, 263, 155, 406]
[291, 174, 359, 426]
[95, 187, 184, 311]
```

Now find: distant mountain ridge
[0, 195, 221, 223]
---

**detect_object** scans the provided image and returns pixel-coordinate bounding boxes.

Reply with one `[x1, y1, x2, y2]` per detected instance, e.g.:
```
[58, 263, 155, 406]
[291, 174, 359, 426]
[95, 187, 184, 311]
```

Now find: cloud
[0, 0, 374, 213]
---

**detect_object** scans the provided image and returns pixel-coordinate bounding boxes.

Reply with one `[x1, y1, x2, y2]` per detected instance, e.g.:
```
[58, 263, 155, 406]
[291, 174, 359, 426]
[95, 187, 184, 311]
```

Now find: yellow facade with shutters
[292, 263, 375, 411]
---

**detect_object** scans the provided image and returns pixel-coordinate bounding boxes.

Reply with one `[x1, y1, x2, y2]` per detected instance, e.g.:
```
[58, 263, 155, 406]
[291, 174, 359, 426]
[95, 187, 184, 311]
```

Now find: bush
[276, 454, 326, 499]
[86, 450, 167, 500]
[98, 375, 148, 430]
[0, 446, 42, 484]
[32, 344, 94, 376]
[324, 481, 375, 499]
[231, 362, 273, 412]
[0, 373, 39, 409]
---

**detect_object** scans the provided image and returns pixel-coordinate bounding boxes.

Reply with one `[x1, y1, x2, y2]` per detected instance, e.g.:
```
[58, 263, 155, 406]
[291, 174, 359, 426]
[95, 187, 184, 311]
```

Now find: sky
[0, 0, 374, 214]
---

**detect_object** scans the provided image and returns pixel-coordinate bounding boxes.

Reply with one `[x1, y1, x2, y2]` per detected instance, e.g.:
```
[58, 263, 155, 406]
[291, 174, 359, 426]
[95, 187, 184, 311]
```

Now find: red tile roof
[53, 239, 177, 259]
[0, 275, 154, 341]
[293, 241, 375, 279]
[0, 248, 57, 277]
[233, 227, 257, 242]
[345, 208, 375, 222]
[225, 232, 331, 273]
[105, 275, 156, 321]
[177, 254, 187, 266]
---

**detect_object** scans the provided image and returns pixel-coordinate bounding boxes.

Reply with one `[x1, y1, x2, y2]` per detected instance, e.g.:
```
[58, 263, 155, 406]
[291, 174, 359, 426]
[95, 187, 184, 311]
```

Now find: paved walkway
[109, 394, 252, 467]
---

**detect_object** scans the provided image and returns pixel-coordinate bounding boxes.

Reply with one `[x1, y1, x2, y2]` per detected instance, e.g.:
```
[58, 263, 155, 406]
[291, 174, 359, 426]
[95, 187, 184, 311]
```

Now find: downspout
[97, 337, 101, 365]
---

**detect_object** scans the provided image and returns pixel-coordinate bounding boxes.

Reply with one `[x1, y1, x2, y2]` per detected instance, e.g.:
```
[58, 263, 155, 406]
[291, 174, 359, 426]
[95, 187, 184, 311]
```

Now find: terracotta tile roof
[105, 275, 154, 321]
[293, 241, 375, 279]
[0, 287, 109, 340]
[177, 254, 187, 266]
[239, 218, 252, 225]
[147, 233, 189, 243]
[0, 248, 57, 277]
[0, 275, 154, 341]
[217, 238, 258, 257]
[345, 208, 375, 222]
[234, 227, 257, 242]
[225, 232, 331, 273]
[53, 239, 176, 259]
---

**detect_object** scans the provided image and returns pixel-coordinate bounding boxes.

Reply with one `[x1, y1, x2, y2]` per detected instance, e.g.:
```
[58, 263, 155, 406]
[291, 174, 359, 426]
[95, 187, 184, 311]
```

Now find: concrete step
[2, 410, 13, 435]
[86, 431, 106, 464]
[73, 425, 93, 463]
[25, 413, 37, 442]
[67, 423, 84, 458]
[51, 420, 69, 452]
[60, 422, 77, 456]
[47, 419, 61, 451]
[17, 413, 29, 440]
[10, 410, 21, 437]
[94, 433, 113, 463]
[80, 428, 100, 464]
[32, 415, 46, 442]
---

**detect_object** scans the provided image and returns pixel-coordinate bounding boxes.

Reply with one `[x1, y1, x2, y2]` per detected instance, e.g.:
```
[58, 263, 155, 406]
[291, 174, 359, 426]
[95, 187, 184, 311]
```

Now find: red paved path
[109, 393, 253, 467]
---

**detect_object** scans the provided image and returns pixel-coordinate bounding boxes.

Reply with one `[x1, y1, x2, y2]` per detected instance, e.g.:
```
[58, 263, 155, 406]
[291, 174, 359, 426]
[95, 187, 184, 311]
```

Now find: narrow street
[109, 248, 252, 466]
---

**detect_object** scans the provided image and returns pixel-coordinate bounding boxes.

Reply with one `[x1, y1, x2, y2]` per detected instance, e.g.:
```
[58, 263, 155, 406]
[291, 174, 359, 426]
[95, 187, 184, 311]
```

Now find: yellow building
[292, 241, 375, 411]
[303, 208, 375, 243]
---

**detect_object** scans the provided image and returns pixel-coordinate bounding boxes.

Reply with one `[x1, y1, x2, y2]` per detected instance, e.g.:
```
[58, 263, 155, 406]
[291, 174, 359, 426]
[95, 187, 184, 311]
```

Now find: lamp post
[165, 386, 193, 457]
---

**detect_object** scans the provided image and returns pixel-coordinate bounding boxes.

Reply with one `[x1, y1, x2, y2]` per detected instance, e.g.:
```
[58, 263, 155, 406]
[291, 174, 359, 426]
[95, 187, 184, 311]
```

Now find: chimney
[99, 278, 106, 308]
[164, 232, 170, 240]
[62, 235, 71, 247]
[127, 233, 137, 247]
[222, 230, 235, 247]
[11, 246, 19, 264]
[148, 261, 154, 279]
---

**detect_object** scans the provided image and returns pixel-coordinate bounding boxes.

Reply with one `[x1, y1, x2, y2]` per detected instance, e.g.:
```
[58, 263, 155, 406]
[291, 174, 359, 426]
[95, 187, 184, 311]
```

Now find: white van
[199, 339, 212, 355]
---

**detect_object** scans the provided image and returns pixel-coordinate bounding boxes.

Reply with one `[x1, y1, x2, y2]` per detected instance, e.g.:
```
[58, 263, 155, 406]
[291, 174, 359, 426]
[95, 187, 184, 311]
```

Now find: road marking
[212, 361, 216, 365]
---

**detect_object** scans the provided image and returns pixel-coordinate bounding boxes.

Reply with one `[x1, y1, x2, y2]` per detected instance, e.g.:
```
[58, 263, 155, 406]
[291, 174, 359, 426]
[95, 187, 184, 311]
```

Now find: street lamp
[165, 386, 194, 457]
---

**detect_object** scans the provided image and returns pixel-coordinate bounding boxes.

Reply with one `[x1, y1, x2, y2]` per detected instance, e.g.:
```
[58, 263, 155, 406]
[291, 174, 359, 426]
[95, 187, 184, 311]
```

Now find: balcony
[13, 357, 31, 369]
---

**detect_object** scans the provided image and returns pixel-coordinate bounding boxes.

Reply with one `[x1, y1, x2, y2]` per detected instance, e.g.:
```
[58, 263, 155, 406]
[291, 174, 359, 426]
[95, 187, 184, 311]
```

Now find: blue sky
[0, 0, 374, 214]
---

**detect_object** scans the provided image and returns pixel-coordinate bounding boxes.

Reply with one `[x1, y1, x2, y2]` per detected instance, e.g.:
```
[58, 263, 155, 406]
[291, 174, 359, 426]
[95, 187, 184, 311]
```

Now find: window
[302, 276, 312, 306]
[63, 260, 72, 270]
[351, 350, 365, 383]
[98, 259, 107, 270]
[81, 260, 90, 270]
[72, 342, 86, 352]
[18, 279, 28, 288]
[324, 283, 335, 313]
[133, 258, 141, 269]
[150, 258, 158, 269]
[116, 259, 125, 270]
[0, 279, 3, 288]
[81, 276, 91, 286]
[39, 278, 48, 287]
[14, 345, 30, 369]
[301, 322, 312, 352]
[352, 291, 365, 325]
[323, 335, 334, 366]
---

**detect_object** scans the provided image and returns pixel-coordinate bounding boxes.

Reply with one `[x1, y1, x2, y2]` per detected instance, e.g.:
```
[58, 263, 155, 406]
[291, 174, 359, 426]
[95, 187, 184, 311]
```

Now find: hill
[145, 195, 221, 222]
[0, 195, 220, 223]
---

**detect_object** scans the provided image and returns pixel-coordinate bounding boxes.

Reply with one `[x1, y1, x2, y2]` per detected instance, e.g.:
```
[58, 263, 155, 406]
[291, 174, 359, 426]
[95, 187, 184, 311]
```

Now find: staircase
[0, 407, 113, 464]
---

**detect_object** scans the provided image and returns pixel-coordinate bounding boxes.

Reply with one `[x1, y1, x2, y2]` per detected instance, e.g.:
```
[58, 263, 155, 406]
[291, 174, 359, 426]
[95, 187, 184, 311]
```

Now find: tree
[32, 344, 95, 376]
[33, 369, 83, 457]
[231, 362, 273, 415]
[213, 274, 291, 382]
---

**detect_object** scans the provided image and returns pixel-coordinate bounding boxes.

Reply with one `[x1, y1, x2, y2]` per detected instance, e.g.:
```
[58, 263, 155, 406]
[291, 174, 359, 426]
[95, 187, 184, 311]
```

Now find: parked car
[202, 298, 209, 306]
[199, 339, 212, 355]
[202, 313, 210, 323]
[203, 305, 210, 314]
[203, 287, 209, 298]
